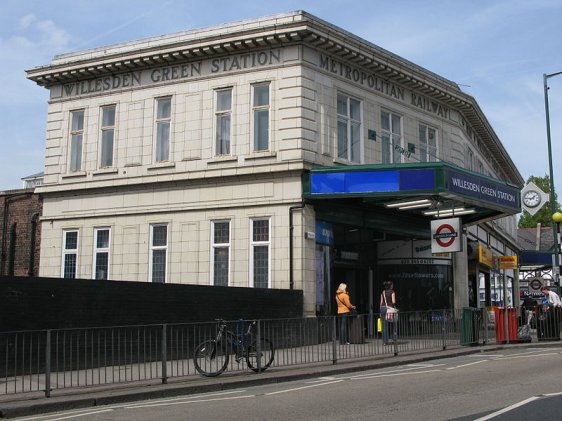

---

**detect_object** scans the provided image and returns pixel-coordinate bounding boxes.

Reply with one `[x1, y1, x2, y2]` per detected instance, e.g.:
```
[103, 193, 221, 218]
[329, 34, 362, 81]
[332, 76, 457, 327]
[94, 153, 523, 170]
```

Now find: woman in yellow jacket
[336, 283, 356, 344]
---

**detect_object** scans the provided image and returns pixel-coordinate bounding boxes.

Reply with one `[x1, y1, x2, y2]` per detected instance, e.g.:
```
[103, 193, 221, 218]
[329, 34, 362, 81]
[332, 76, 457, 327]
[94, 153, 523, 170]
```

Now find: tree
[518, 174, 561, 228]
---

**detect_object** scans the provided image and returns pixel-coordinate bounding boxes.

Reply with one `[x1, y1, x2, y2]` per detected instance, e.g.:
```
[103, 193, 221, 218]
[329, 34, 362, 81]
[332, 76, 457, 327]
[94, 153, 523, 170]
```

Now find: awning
[303, 162, 521, 226]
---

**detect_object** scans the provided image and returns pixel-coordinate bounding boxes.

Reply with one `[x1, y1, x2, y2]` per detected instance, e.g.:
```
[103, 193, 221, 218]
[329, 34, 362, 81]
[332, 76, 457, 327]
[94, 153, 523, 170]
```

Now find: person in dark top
[379, 281, 397, 345]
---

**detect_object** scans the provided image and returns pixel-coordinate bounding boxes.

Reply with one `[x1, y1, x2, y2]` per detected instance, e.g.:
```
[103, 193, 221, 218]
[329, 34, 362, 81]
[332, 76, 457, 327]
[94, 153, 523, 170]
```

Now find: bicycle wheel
[193, 339, 229, 377]
[246, 338, 274, 372]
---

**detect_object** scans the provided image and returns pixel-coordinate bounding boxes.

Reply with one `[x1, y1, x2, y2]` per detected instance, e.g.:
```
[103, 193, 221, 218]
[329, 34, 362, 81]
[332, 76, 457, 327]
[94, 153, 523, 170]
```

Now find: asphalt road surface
[13, 347, 562, 421]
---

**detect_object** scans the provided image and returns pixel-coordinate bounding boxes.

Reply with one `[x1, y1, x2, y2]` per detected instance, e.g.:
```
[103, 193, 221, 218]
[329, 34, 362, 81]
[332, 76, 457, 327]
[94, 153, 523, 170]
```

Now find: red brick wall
[0, 190, 42, 276]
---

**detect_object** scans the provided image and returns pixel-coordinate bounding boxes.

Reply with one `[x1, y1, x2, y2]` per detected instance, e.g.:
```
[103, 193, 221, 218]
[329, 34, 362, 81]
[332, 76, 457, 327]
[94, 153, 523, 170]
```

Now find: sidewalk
[2, 340, 560, 419]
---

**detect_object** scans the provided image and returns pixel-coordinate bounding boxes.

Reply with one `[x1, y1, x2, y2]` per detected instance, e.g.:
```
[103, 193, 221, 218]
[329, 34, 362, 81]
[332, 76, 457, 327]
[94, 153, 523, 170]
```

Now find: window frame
[418, 123, 438, 163]
[210, 220, 231, 286]
[252, 82, 270, 152]
[336, 93, 362, 163]
[154, 97, 172, 162]
[69, 110, 85, 172]
[93, 227, 111, 280]
[214, 88, 233, 156]
[149, 223, 168, 283]
[250, 217, 271, 288]
[99, 105, 116, 168]
[61, 229, 79, 278]
[380, 109, 403, 164]
[466, 145, 475, 171]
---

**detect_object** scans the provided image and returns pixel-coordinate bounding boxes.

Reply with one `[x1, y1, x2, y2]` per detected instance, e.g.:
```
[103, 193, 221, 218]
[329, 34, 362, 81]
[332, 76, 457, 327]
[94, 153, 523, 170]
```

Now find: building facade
[0, 189, 42, 277]
[27, 11, 523, 315]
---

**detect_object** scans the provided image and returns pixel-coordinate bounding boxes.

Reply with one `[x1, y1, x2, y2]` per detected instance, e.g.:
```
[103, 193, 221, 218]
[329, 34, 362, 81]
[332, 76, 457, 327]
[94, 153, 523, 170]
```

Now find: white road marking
[350, 365, 442, 379]
[125, 395, 255, 409]
[265, 380, 344, 395]
[124, 389, 246, 405]
[306, 376, 337, 383]
[543, 391, 562, 397]
[473, 396, 539, 421]
[407, 363, 446, 368]
[17, 409, 114, 421]
[350, 369, 441, 380]
[494, 352, 559, 360]
[446, 360, 488, 370]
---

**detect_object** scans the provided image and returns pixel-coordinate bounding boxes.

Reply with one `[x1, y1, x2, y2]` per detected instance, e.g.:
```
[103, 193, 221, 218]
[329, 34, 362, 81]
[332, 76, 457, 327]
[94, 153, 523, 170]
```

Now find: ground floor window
[212, 220, 230, 286]
[62, 230, 79, 278]
[251, 218, 270, 288]
[93, 227, 111, 280]
[150, 224, 168, 283]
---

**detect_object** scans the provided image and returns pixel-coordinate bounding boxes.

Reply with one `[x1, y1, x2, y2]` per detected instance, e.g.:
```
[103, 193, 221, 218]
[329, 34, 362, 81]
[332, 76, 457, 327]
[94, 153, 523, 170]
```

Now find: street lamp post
[544, 71, 562, 284]
[553, 212, 562, 285]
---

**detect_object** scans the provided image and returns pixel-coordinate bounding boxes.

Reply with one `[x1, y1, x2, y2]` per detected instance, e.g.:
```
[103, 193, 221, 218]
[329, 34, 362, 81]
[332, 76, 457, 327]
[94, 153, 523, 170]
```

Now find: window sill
[93, 168, 119, 176]
[244, 151, 277, 161]
[208, 156, 238, 165]
[147, 162, 176, 171]
[332, 158, 361, 166]
[62, 171, 87, 179]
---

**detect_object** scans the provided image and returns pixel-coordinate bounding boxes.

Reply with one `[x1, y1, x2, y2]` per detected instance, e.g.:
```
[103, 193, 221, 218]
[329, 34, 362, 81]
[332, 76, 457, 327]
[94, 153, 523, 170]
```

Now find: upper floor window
[215, 89, 232, 155]
[155, 97, 171, 162]
[381, 110, 402, 164]
[93, 227, 111, 280]
[466, 146, 475, 171]
[253, 83, 270, 151]
[251, 218, 270, 288]
[70, 110, 85, 172]
[100, 105, 116, 168]
[62, 230, 79, 278]
[150, 224, 168, 283]
[419, 124, 438, 162]
[337, 94, 361, 163]
[211, 220, 230, 286]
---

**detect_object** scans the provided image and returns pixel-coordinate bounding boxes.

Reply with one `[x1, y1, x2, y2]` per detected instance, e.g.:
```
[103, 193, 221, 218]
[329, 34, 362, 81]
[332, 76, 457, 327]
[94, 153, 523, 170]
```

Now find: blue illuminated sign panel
[310, 169, 435, 195]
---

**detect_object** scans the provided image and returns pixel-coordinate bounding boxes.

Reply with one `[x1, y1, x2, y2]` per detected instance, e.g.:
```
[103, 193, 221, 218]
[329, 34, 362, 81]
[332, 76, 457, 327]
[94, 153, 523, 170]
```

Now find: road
[13, 347, 562, 420]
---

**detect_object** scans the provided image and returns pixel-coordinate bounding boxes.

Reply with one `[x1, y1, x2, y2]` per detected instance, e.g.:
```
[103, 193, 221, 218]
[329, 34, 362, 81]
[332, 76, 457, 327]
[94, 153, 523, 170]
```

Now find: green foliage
[518, 174, 561, 228]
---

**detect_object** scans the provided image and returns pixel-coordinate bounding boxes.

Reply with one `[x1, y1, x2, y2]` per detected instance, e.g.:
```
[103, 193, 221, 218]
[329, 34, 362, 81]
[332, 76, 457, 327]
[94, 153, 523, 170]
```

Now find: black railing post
[45, 330, 51, 398]
[332, 316, 337, 364]
[256, 320, 262, 373]
[442, 310, 446, 350]
[161, 324, 168, 384]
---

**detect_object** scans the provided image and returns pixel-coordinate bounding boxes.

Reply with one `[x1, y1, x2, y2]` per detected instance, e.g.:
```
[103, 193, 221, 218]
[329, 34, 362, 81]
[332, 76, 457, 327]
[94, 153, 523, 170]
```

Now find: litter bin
[461, 307, 481, 346]
[494, 306, 517, 343]
[349, 314, 365, 344]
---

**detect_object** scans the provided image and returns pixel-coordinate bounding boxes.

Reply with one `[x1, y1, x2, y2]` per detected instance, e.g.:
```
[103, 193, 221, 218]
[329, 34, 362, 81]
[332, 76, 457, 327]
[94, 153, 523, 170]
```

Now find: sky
[1, 0, 562, 196]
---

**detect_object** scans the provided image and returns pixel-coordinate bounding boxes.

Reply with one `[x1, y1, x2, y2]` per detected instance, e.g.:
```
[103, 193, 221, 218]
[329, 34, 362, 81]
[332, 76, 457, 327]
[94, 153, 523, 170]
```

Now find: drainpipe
[289, 202, 305, 290]
[28, 213, 39, 276]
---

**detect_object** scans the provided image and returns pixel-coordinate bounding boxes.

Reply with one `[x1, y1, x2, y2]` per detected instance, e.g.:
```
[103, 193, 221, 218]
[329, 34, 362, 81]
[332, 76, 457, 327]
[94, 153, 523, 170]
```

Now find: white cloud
[18, 13, 36, 29]
[0, 15, 71, 107]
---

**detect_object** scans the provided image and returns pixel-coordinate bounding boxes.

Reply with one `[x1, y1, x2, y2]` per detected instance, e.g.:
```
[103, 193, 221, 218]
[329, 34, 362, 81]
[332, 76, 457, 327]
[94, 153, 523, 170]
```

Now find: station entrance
[315, 219, 453, 316]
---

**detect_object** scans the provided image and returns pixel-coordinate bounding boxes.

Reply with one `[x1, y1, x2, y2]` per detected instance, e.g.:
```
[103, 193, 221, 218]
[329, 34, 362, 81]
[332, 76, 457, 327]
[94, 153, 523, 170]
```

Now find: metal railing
[1, 308, 556, 398]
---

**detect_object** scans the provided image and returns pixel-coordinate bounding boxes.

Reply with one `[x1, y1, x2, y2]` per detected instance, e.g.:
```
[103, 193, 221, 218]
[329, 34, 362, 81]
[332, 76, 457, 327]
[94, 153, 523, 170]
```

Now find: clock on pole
[521, 181, 549, 215]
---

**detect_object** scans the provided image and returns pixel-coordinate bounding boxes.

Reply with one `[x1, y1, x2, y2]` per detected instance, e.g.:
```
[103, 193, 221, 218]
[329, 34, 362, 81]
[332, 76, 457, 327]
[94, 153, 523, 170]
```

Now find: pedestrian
[336, 283, 356, 345]
[540, 286, 562, 308]
[522, 294, 536, 326]
[540, 286, 562, 335]
[380, 281, 397, 345]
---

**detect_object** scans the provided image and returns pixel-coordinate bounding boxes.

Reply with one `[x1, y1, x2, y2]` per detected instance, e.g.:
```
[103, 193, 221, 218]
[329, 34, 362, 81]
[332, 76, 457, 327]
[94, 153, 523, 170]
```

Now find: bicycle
[193, 319, 275, 377]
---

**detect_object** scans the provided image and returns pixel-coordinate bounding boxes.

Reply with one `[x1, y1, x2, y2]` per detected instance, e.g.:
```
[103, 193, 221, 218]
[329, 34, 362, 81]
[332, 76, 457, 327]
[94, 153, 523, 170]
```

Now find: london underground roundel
[431, 218, 462, 253]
